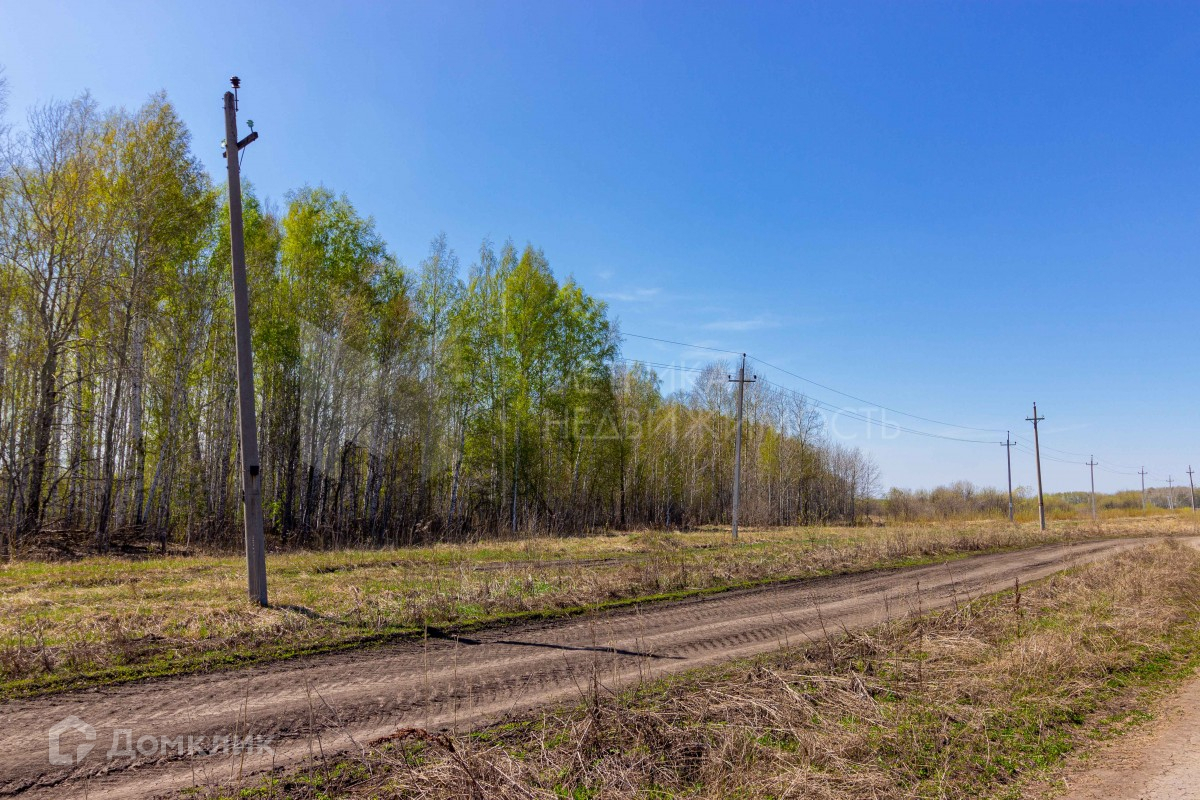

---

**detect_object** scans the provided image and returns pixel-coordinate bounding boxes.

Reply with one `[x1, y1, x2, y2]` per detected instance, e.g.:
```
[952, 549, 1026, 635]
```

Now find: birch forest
[0, 89, 878, 555]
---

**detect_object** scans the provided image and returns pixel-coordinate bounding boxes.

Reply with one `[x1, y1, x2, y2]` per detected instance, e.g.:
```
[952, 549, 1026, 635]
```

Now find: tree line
[0, 88, 879, 555]
[883, 481, 1190, 521]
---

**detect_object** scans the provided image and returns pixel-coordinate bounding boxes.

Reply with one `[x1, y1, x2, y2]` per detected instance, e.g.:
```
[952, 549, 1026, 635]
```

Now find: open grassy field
[192, 538, 1200, 800]
[1, 514, 1194, 699]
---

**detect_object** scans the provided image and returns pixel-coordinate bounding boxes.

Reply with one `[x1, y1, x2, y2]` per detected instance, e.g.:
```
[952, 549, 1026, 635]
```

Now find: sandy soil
[0, 537, 1160, 799]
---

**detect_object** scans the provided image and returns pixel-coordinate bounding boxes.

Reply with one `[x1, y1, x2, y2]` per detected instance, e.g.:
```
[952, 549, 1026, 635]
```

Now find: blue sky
[3, 1, 1197, 494]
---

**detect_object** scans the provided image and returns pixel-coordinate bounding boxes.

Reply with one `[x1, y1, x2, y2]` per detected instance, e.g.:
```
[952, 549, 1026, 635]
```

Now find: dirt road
[0, 537, 1157, 799]
[1056, 675, 1200, 799]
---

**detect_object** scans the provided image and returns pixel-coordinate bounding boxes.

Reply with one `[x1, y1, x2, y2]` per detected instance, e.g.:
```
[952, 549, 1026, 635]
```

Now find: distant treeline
[0, 89, 880, 555]
[884, 481, 1191, 522]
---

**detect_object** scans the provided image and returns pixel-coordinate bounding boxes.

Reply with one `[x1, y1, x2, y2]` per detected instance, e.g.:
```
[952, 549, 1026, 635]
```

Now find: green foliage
[0, 87, 877, 554]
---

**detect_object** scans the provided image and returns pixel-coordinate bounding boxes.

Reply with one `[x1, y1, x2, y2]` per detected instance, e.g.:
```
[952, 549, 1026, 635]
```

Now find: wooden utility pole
[728, 354, 756, 541]
[1026, 403, 1046, 530]
[1002, 432, 1015, 522]
[1188, 466, 1196, 513]
[1086, 456, 1097, 522]
[1167, 476, 1175, 510]
[224, 77, 267, 606]
[1139, 467, 1148, 511]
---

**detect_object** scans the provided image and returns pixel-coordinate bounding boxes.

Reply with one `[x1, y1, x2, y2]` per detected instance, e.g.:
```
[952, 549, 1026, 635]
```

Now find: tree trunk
[19, 345, 60, 545]
[511, 424, 520, 533]
[448, 409, 467, 526]
[128, 313, 147, 527]
[95, 367, 125, 551]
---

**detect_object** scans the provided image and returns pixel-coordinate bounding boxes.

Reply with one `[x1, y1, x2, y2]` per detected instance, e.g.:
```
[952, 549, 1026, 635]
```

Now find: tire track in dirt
[0, 537, 1165, 799]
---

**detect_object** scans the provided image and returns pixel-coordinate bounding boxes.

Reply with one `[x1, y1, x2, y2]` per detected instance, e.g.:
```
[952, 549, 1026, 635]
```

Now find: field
[190, 539, 1200, 800]
[1, 514, 1194, 699]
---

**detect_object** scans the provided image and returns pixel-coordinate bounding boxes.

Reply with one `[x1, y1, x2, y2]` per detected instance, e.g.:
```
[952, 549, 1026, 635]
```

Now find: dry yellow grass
[1, 514, 1193, 698]
[199, 538, 1200, 800]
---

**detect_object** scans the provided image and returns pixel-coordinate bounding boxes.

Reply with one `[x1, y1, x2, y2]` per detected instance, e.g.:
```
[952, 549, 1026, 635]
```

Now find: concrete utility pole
[1167, 476, 1175, 510]
[1026, 403, 1046, 530]
[1188, 466, 1196, 513]
[1139, 467, 1148, 511]
[1002, 432, 1016, 522]
[224, 77, 267, 606]
[728, 354, 756, 541]
[1087, 456, 1098, 522]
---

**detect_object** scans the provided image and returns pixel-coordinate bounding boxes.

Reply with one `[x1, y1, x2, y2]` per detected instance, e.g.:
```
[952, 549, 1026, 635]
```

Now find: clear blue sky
[3, 0, 1197, 494]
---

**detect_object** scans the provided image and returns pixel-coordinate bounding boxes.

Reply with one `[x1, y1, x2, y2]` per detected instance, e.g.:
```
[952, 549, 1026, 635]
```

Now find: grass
[192, 537, 1200, 800]
[1, 514, 1194, 699]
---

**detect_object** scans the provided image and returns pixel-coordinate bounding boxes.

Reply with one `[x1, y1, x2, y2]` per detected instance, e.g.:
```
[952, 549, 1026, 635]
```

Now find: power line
[624, 330, 1180, 486]
[1013, 442, 1147, 473]
[1009, 435, 1148, 474]
[628, 331, 1055, 444]
[620, 344, 1003, 446]
[760, 379, 1000, 445]
[615, 358, 708, 374]
[626, 332, 1004, 441]
[1014, 443, 1082, 466]
[1011, 437, 1142, 471]
[622, 332, 743, 355]
[748, 356, 1007, 434]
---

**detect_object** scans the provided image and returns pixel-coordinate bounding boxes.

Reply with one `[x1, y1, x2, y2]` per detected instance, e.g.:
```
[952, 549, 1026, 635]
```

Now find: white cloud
[600, 287, 662, 303]
[702, 315, 785, 332]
